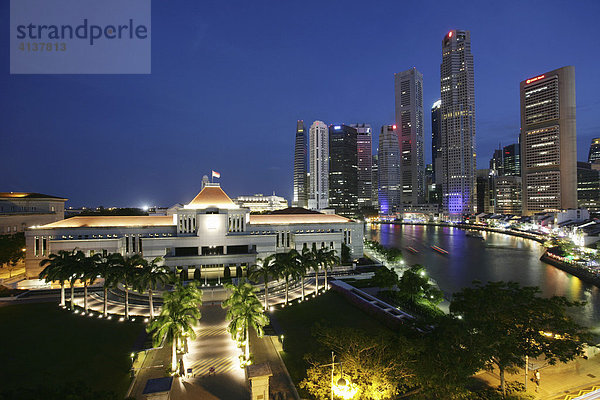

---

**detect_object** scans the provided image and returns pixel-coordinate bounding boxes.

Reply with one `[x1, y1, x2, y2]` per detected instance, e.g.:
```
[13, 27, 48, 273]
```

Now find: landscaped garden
[0, 302, 143, 400]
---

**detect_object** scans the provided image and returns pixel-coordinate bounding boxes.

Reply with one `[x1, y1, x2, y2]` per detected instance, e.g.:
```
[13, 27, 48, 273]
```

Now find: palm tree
[120, 254, 145, 319]
[80, 254, 100, 313]
[321, 248, 339, 291]
[134, 257, 168, 320]
[222, 281, 269, 362]
[274, 250, 300, 306]
[67, 250, 86, 308]
[39, 250, 74, 307]
[298, 247, 316, 301]
[312, 246, 326, 295]
[96, 253, 124, 317]
[248, 255, 277, 311]
[147, 282, 202, 373]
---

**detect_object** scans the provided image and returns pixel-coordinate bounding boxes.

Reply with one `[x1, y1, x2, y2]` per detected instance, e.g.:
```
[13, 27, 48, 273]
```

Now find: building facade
[1, 193, 67, 235]
[328, 124, 358, 215]
[371, 154, 379, 211]
[395, 68, 425, 205]
[577, 162, 600, 212]
[440, 30, 476, 215]
[495, 176, 522, 215]
[293, 120, 308, 208]
[25, 183, 363, 279]
[308, 121, 329, 210]
[520, 66, 577, 215]
[233, 194, 288, 213]
[351, 123, 373, 209]
[431, 99, 442, 184]
[589, 138, 600, 164]
[378, 125, 401, 215]
[503, 143, 521, 176]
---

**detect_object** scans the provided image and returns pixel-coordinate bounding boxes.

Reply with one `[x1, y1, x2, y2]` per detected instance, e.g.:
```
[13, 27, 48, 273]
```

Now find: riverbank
[541, 251, 600, 288]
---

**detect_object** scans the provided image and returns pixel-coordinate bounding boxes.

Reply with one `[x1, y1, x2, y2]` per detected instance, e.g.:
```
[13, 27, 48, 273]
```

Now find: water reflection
[368, 224, 600, 329]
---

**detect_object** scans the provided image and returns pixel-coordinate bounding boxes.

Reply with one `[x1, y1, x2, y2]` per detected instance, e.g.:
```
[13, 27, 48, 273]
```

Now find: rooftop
[0, 192, 67, 201]
[37, 216, 174, 229]
[185, 185, 238, 210]
[249, 213, 351, 225]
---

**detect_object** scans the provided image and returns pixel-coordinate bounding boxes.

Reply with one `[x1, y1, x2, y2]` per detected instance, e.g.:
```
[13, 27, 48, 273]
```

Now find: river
[367, 223, 600, 333]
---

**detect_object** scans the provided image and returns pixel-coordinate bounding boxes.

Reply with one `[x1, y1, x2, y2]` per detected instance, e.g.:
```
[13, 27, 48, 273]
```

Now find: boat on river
[431, 245, 449, 255]
[466, 231, 484, 239]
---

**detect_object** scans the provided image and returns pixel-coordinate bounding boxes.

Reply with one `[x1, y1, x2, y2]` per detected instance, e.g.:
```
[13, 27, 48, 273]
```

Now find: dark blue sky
[2, 0, 599, 207]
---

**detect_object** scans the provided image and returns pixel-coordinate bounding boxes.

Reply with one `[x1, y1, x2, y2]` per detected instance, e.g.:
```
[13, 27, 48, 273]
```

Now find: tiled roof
[185, 186, 238, 209]
[0, 192, 67, 200]
[37, 216, 175, 228]
[249, 214, 352, 225]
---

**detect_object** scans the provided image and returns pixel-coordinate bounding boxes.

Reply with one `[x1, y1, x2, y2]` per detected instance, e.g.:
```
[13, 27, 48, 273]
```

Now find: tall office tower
[431, 99, 442, 184]
[293, 120, 308, 208]
[371, 154, 379, 210]
[489, 147, 504, 176]
[308, 121, 329, 210]
[520, 66, 577, 215]
[378, 125, 401, 215]
[495, 176, 522, 214]
[329, 124, 358, 215]
[503, 143, 521, 176]
[351, 124, 373, 208]
[440, 30, 476, 215]
[395, 68, 425, 205]
[589, 138, 600, 163]
[577, 162, 600, 212]
[476, 169, 492, 214]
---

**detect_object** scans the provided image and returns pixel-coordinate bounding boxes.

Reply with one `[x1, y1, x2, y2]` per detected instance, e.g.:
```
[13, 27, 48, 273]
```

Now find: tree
[120, 254, 145, 319]
[95, 253, 123, 317]
[397, 264, 443, 306]
[222, 281, 269, 363]
[341, 242, 351, 264]
[80, 254, 100, 313]
[223, 265, 231, 282]
[193, 267, 201, 281]
[371, 266, 399, 289]
[134, 257, 167, 320]
[66, 250, 86, 307]
[248, 255, 277, 310]
[298, 247, 316, 301]
[38, 250, 74, 307]
[147, 282, 202, 373]
[274, 250, 300, 306]
[0, 233, 25, 268]
[321, 248, 339, 291]
[450, 281, 592, 397]
[312, 247, 326, 295]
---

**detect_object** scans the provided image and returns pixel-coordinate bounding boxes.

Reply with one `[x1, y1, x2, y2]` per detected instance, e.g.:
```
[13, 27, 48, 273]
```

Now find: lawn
[273, 291, 393, 393]
[0, 302, 143, 399]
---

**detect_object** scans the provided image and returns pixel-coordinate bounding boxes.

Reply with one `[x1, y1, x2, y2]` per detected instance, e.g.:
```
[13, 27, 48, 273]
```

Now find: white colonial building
[25, 183, 363, 279]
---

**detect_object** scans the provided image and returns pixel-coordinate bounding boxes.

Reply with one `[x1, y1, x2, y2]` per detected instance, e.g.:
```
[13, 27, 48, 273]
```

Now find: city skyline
[2, 1, 600, 207]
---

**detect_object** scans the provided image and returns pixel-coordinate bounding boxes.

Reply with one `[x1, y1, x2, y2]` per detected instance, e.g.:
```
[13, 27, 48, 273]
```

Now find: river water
[367, 223, 600, 333]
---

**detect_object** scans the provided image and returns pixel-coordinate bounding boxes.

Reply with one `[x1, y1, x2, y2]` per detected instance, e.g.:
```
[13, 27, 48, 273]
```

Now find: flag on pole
[211, 170, 221, 179]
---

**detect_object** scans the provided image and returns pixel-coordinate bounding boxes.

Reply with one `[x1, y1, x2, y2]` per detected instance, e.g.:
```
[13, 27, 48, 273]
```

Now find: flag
[211, 170, 221, 179]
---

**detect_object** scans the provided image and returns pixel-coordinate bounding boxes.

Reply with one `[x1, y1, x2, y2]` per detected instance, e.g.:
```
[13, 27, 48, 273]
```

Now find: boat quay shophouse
[24, 183, 363, 279]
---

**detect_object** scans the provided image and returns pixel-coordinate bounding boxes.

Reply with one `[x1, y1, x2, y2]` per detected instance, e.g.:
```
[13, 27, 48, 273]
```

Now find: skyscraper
[308, 121, 329, 210]
[329, 124, 358, 215]
[395, 68, 425, 205]
[351, 123, 373, 208]
[371, 154, 379, 210]
[520, 66, 577, 215]
[503, 143, 521, 176]
[577, 162, 599, 212]
[589, 138, 600, 164]
[293, 120, 308, 208]
[440, 30, 476, 215]
[378, 125, 401, 215]
[431, 99, 442, 184]
[489, 147, 504, 176]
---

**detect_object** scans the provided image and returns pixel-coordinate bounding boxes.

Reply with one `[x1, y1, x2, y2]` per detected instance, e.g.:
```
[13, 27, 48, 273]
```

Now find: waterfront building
[503, 143, 521, 176]
[431, 99, 442, 184]
[371, 154, 379, 210]
[233, 193, 288, 213]
[495, 176, 522, 215]
[24, 182, 363, 279]
[308, 121, 329, 210]
[440, 30, 476, 215]
[520, 66, 577, 215]
[475, 169, 492, 214]
[328, 125, 358, 215]
[378, 125, 402, 215]
[293, 120, 308, 208]
[1, 192, 67, 235]
[577, 162, 600, 212]
[395, 68, 425, 205]
[351, 124, 373, 209]
[589, 138, 600, 164]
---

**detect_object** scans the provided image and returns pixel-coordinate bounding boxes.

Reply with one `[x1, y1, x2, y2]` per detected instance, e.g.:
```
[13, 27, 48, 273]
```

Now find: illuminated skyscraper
[503, 143, 521, 176]
[351, 123, 373, 208]
[378, 125, 401, 215]
[308, 121, 329, 210]
[329, 124, 358, 215]
[292, 120, 308, 208]
[395, 68, 425, 204]
[589, 138, 600, 163]
[520, 66, 577, 215]
[431, 99, 442, 184]
[440, 30, 476, 215]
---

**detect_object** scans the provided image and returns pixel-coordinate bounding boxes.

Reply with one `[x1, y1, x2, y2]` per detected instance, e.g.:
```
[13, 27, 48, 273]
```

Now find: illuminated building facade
[1, 192, 67, 235]
[495, 176, 522, 215]
[308, 121, 329, 210]
[378, 125, 401, 215]
[503, 143, 521, 176]
[440, 30, 476, 215]
[371, 155, 379, 210]
[328, 124, 358, 215]
[520, 66, 577, 215]
[293, 120, 308, 208]
[577, 162, 600, 212]
[589, 138, 600, 164]
[351, 123, 373, 208]
[431, 99, 442, 184]
[25, 183, 363, 279]
[395, 68, 425, 205]
[233, 193, 288, 213]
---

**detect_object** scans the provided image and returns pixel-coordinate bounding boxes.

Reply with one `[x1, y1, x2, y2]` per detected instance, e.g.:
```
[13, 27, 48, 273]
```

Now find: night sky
[2, 0, 599, 208]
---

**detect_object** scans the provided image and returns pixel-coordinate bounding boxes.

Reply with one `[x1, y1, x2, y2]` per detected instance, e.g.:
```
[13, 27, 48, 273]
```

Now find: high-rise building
[378, 125, 401, 215]
[503, 143, 521, 176]
[431, 99, 442, 184]
[476, 169, 492, 214]
[371, 154, 379, 210]
[495, 176, 522, 215]
[329, 124, 358, 215]
[489, 147, 504, 176]
[440, 30, 476, 215]
[351, 123, 373, 208]
[589, 138, 600, 164]
[293, 120, 308, 208]
[577, 162, 600, 212]
[308, 121, 329, 210]
[520, 66, 577, 215]
[395, 68, 425, 205]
